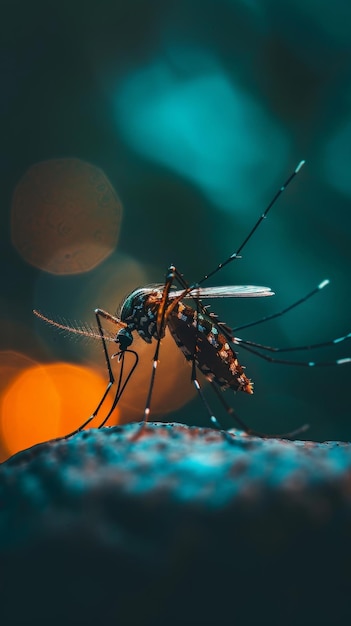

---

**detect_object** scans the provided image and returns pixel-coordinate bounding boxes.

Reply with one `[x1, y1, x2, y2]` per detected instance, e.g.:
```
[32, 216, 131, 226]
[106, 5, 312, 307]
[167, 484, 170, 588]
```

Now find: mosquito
[34, 160, 351, 439]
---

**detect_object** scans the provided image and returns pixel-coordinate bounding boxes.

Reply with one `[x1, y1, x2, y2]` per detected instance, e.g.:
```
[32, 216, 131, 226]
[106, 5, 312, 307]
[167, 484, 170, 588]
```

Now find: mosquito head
[116, 327, 133, 351]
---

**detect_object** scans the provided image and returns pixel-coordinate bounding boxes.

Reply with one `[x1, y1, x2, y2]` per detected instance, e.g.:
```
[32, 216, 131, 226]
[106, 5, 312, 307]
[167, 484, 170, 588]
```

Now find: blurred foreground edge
[1, 422, 351, 626]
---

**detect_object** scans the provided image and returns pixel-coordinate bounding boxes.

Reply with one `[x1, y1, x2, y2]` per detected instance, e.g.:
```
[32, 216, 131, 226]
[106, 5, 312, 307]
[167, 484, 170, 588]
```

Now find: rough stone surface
[1, 422, 351, 625]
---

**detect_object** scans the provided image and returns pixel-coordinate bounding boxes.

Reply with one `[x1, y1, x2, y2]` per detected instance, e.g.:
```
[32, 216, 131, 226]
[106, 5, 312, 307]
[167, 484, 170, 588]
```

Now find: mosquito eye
[116, 328, 133, 350]
[119, 298, 132, 321]
[120, 289, 143, 321]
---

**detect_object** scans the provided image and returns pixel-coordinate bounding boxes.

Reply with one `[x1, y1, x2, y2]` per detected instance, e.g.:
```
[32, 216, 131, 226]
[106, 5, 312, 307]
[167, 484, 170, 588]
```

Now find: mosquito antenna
[195, 160, 305, 287]
[33, 309, 118, 342]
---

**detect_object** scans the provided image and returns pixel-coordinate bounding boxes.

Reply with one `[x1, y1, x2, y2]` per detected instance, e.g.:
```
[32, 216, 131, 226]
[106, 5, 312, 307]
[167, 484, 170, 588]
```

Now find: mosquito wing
[33, 310, 119, 343]
[169, 285, 274, 299]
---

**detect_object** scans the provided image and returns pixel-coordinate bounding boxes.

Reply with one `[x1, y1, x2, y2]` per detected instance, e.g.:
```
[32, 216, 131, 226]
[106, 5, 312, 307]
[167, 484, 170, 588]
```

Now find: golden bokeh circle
[11, 158, 122, 274]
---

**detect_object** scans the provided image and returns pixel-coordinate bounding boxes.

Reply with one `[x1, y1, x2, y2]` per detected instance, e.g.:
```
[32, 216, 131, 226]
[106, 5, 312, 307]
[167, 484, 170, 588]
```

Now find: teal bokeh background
[1, 0, 351, 440]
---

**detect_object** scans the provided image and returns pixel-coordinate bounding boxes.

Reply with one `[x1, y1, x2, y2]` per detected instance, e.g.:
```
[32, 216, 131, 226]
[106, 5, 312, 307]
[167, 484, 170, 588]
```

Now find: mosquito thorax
[119, 286, 163, 344]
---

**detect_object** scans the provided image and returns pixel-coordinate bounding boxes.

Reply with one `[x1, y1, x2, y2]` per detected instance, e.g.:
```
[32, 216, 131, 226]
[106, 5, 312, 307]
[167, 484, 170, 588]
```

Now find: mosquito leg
[187, 293, 224, 430]
[131, 267, 178, 440]
[152, 163, 305, 305]
[60, 308, 117, 440]
[163, 265, 212, 320]
[190, 294, 222, 429]
[234, 331, 351, 354]
[235, 341, 351, 367]
[191, 365, 223, 430]
[194, 161, 305, 288]
[148, 266, 177, 414]
[142, 339, 160, 424]
[96, 349, 139, 429]
[129, 339, 164, 444]
[210, 384, 309, 440]
[232, 279, 330, 333]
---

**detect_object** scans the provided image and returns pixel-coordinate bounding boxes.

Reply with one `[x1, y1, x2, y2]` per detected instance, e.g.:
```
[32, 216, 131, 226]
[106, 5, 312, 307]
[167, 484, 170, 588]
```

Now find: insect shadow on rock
[34, 161, 351, 440]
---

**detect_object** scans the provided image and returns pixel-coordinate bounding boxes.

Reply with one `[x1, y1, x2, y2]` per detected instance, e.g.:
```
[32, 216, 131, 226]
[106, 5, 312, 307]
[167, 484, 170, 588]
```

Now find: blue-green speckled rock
[1, 422, 351, 626]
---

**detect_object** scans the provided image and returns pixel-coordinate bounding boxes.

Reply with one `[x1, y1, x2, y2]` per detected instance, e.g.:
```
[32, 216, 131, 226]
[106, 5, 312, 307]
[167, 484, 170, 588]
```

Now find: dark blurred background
[1, 0, 351, 458]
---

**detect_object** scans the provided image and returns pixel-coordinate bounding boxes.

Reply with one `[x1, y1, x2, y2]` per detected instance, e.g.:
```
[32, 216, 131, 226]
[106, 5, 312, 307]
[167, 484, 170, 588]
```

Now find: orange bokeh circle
[0, 350, 38, 392]
[0, 351, 39, 462]
[11, 158, 122, 274]
[0, 362, 118, 458]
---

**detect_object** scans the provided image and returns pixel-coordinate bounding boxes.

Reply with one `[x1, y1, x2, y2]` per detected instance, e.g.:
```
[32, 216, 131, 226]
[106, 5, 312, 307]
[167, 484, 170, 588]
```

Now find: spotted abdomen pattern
[167, 302, 253, 394]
